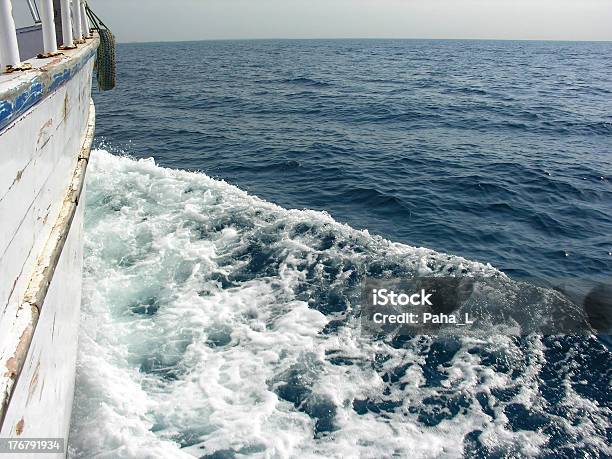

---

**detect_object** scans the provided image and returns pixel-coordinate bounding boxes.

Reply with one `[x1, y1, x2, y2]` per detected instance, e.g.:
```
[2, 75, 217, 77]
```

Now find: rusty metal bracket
[4, 63, 33, 73]
[37, 51, 64, 59]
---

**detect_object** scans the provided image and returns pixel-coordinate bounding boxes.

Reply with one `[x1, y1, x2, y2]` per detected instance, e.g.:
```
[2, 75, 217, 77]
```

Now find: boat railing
[0, 0, 92, 73]
[25, 0, 41, 24]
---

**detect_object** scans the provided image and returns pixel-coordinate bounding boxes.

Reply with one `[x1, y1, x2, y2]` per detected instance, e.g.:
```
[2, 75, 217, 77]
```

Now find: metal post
[60, 0, 73, 47]
[0, 0, 21, 71]
[40, 0, 58, 54]
[72, 0, 82, 41]
[53, 0, 63, 46]
[79, 1, 88, 38]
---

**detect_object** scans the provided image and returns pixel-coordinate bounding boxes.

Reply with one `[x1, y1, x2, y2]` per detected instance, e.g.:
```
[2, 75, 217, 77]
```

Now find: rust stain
[63, 94, 70, 121]
[26, 361, 41, 405]
[3, 311, 36, 380]
[15, 418, 24, 436]
[0, 168, 25, 204]
[37, 119, 54, 150]
[10, 169, 23, 188]
[38, 119, 52, 134]
[51, 313, 56, 342]
[40, 136, 53, 150]
[43, 203, 52, 223]
[4, 357, 18, 379]
[38, 56, 63, 70]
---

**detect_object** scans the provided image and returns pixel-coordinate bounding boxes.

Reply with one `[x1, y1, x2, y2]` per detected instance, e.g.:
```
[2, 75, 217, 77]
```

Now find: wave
[68, 150, 611, 458]
[280, 77, 331, 88]
[254, 77, 332, 88]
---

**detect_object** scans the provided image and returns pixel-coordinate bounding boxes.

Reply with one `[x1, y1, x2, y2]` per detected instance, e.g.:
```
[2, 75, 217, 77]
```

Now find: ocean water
[68, 40, 611, 458]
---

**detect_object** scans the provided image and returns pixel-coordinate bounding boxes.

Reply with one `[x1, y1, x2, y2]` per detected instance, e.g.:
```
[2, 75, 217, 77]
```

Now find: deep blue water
[74, 40, 612, 458]
[93, 39, 612, 285]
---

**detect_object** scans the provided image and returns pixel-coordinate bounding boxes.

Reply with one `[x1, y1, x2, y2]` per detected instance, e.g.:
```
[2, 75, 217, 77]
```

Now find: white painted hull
[0, 35, 98, 456]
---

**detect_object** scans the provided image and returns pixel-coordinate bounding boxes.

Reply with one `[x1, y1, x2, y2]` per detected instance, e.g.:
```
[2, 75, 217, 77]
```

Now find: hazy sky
[88, 0, 611, 43]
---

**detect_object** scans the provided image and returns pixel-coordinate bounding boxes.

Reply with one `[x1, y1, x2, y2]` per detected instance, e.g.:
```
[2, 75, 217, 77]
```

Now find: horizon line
[116, 36, 612, 45]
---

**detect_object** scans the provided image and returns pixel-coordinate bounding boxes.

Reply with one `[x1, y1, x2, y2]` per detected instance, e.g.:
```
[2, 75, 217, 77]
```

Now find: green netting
[86, 4, 116, 91]
[96, 29, 116, 91]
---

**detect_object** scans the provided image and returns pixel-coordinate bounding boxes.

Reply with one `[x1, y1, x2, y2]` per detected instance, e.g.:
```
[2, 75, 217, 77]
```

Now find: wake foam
[68, 150, 611, 458]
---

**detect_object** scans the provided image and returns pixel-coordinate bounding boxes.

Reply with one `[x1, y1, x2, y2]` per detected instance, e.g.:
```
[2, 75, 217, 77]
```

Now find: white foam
[68, 150, 611, 458]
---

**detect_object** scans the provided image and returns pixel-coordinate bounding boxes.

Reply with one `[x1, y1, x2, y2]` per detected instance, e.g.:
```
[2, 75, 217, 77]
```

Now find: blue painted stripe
[0, 46, 97, 133]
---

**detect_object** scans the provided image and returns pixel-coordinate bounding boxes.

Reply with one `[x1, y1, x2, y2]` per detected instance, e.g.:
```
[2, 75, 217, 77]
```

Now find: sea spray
[68, 150, 611, 458]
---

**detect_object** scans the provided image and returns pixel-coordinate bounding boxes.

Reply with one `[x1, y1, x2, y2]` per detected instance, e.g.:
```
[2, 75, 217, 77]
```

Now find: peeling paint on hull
[0, 44, 97, 134]
[0, 34, 98, 454]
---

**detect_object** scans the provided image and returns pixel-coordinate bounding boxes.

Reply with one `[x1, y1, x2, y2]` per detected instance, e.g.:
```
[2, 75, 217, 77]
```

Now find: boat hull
[0, 35, 98, 455]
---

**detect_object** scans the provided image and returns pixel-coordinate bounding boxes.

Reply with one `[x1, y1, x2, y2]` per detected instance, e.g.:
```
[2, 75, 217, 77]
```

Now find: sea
[68, 40, 611, 458]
